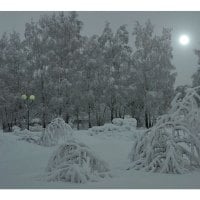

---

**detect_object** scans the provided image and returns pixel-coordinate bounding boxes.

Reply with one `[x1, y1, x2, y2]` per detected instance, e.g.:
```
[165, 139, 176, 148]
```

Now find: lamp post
[21, 94, 35, 130]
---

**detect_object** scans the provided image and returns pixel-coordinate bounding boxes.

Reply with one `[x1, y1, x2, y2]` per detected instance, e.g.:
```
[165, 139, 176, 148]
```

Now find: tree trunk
[110, 107, 114, 122]
[76, 109, 80, 130]
[118, 107, 122, 118]
[27, 109, 30, 130]
[145, 110, 149, 129]
[88, 104, 92, 128]
[2, 122, 6, 131]
[59, 107, 62, 116]
[14, 118, 17, 126]
[65, 113, 70, 124]
[42, 111, 46, 128]
[41, 76, 46, 129]
[122, 106, 126, 119]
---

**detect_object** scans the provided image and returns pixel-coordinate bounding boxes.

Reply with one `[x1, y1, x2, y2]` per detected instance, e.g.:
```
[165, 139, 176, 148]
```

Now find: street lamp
[21, 94, 35, 130]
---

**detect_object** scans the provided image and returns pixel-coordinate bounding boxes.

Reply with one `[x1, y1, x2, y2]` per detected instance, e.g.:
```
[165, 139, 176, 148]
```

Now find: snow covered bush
[88, 123, 136, 140]
[128, 86, 200, 174]
[89, 123, 126, 135]
[89, 124, 119, 135]
[13, 128, 30, 136]
[13, 128, 41, 144]
[112, 118, 124, 126]
[123, 117, 137, 128]
[31, 118, 41, 125]
[112, 117, 137, 129]
[44, 140, 110, 183]
[88, 117, 137, 137]
[39, 118, 73, 146]
[12, 125, 21, 132]
[29, 125, 43, 132]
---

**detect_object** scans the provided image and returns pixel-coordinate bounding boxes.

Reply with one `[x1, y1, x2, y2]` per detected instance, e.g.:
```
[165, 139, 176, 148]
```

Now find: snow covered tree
[131, 20, 176, 128]
[70, 73, 85, 130]
[45, 140, 110, 183]
[23, 12, 84, 127]
[24, 20, 52, 128]
[0, 14, 179, 131]
[98, 23, 132, 122]
[128, 86, 200, 174]
[39, 117, 73, 146]
[81, 35, 105, 127]
[111, 25, 132, 119]
[40, 12, 84, 120]
[0, 32, 26, 131]
[192, 49, 200, 87]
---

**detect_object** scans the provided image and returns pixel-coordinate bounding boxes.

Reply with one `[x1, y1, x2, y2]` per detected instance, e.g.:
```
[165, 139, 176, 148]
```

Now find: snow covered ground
[1, 129, 200, 188]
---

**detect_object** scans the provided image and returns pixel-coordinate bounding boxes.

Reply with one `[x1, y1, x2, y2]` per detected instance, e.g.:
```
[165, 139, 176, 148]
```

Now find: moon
[179, 34, 190, 46]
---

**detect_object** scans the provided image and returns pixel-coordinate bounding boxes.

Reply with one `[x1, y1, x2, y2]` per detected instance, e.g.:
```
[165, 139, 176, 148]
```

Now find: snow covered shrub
[123, 117, 137, 128]
[112, 118, 124, 126]
[13, 128, 30, 136]
[103, 123, 119, 131]
[14, 129, 41, 144]
[29, 125, 43, 132]
[12, 125, 21, 132]
[31, 118, 41, 124]
[128, 86, 200, 174]
[89, 126, 106, 135]
[18, 134, 41, 144]
[45, 140, 110, 183]
[39, 118, 73, 146]
[112, 117, 137, 129]
[89, 123, 136, 140]
[89, 124, 119, 135]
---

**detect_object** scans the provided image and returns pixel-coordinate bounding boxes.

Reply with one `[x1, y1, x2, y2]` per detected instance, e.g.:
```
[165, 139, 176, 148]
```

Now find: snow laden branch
[44, 141, 111, 183]
[128, 86, 200, 174]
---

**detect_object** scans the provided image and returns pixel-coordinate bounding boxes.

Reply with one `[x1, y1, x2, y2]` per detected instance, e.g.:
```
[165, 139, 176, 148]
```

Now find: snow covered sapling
[128, 86, 200, 174]
[44, 140, 110, 183]
[39, 118, 73, 146]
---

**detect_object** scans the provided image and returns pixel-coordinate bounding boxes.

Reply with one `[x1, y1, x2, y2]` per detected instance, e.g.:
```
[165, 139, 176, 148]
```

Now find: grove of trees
[0, 12, 176, 131]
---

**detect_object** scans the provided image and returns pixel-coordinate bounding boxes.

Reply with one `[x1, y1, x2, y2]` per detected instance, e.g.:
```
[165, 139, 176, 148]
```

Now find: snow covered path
[1, 131, 200, 188]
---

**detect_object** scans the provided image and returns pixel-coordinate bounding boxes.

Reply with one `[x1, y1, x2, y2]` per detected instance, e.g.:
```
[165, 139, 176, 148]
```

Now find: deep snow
[1, 129, 200, 188]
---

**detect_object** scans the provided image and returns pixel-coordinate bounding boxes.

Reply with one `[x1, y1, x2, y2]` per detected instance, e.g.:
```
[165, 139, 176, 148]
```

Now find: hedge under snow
[128, 86, 200, 174]
[39, 118, 73, 146]
[44, 140, 111, 183]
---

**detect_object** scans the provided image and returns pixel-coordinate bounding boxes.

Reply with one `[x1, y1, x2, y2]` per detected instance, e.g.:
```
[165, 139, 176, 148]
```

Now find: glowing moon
[179, 34, 190, 46]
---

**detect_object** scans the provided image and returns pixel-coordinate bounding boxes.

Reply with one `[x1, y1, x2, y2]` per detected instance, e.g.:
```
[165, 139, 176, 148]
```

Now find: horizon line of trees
[0, 11, 181, 131]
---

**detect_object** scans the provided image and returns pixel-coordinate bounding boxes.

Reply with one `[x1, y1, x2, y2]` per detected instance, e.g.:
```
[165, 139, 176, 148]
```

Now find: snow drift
[128, 86, 200, 174]
[44, 140, 110, 183]
[39, 118, 73, 146]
